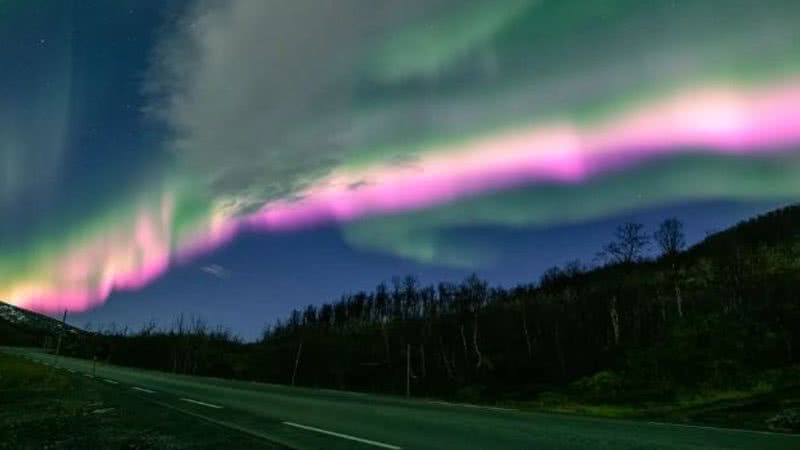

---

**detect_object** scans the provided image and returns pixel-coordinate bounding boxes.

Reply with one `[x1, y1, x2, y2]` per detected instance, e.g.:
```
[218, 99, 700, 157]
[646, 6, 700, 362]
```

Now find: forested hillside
[13, 205, 800, 405]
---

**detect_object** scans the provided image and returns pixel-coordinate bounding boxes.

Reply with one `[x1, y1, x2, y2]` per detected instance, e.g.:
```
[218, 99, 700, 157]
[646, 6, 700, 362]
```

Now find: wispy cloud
[200, 264, 230, 280]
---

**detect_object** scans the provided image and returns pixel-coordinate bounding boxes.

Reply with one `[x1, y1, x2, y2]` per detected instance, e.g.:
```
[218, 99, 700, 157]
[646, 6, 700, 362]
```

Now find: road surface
[4, 348, 798, 450]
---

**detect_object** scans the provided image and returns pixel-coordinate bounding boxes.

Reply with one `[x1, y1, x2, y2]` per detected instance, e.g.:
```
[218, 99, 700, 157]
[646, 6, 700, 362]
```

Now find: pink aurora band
[9, 78, 800, 314]
[250, 80, 800, 228]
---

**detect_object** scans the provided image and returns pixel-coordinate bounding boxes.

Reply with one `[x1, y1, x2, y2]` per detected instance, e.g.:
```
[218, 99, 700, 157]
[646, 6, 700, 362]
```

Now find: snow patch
[0, 304, 28, 324]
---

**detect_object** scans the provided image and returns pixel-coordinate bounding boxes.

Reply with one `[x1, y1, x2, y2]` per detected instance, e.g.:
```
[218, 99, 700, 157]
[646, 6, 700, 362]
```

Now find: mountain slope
[0, 301, 83, 347]
[690, 203, 800, 256]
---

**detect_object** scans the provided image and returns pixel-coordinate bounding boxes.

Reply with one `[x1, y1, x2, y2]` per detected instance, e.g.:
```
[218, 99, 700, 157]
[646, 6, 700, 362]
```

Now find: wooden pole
[406, 344, 411, 399]
[46, 310, 67, 387]
[53, 309, 68, 372]
[55, 310, 67, 358]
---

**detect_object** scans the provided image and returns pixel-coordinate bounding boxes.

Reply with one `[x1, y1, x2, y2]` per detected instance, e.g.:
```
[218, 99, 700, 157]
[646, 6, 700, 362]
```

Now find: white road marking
[153, 401, 282, 444]
[646, 421, 800, 437]
[427, 400, 517, 412]
[320, 388, 367, 397]
[103, 379, 118, 385]
[283, 421, 402, 449]
[132, 386, 156, 394]
[180, 398, 223, 409]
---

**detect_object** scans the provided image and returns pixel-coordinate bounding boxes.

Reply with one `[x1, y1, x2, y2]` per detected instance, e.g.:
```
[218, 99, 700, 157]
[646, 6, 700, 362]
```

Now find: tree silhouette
[34, 205, 800, 407]
[601, 222, 649, 264]
[654, 218, 686, 258]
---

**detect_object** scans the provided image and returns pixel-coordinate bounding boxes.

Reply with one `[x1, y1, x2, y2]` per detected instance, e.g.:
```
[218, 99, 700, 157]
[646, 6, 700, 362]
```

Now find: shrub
[570, 371, 623, 402]
[455, 385, 486, 403]
[766, 408, 800, 431]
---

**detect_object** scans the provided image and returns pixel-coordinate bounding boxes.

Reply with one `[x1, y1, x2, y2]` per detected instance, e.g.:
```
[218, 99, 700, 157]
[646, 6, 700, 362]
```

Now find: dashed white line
[132, 386, 156, 394]
[180, 398, 223, 409]
[103, 379, 118, 385]
[283, 421, 401, 449]
[427, 400, 517, 412]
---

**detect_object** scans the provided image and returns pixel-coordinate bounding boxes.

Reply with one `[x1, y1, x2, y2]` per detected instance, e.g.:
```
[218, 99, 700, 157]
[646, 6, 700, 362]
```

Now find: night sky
[2, 0, 799, 340]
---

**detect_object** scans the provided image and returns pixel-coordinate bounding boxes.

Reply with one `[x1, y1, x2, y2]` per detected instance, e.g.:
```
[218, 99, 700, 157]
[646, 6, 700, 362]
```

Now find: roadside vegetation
[3, 205, 800, 432]
[0, 353, 283, 449]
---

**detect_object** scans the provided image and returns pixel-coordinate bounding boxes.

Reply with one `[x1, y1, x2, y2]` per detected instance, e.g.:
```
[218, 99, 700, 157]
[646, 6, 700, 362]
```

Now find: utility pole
[55, 310, 67, 359]
[46, 310, 67, 387]
[406, 344, 411, 399]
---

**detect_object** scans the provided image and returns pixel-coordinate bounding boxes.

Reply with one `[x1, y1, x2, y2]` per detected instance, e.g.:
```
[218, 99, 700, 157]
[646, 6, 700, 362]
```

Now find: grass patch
[0, 353, 285, 449]
[0, 356, 70, 392]
[515, 370, 800, 433]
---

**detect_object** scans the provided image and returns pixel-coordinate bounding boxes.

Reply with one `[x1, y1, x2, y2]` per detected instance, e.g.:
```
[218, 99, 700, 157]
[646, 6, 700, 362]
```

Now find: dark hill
[0, 301, 84, 347]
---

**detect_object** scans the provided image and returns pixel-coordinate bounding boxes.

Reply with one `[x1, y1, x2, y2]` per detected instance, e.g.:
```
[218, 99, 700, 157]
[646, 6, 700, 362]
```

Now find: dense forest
[14, 204, 800, 404]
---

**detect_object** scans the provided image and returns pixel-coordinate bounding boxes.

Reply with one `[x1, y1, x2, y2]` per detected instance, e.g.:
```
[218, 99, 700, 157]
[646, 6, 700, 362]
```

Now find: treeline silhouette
[57, 205, 800, 403]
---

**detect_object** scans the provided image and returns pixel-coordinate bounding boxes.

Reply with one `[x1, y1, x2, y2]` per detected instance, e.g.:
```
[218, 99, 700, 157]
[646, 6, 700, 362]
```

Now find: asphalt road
[5, 348, 798, 450]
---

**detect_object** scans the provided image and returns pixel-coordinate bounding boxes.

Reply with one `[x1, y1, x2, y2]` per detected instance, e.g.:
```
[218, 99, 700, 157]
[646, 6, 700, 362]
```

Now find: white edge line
[320, 388, 367, 396]
[180, 398, 223, 409]
[646, 421, 800, 437]
[283, 421, 401, 449]
[132, 386, 156, 394]
[427, 400, 517, 412]
[103, 379, 118, 385]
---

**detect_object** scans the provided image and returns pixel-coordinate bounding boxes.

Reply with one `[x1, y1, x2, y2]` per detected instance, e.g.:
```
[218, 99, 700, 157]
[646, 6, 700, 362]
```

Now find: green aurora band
[2, 0, 800, 312]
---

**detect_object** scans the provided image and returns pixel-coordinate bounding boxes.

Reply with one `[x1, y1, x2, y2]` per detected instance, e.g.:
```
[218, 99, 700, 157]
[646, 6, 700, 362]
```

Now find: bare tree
[609, 296, 620, 345]
[462, 274, 489, 370]
[516, 293, 533, 357]
[562, 259, 584, 278]
[655, 218, 687, 318]
[539, 266, 564, 288]
[601, 222, 650, 264]
[654, 218, 686, 257]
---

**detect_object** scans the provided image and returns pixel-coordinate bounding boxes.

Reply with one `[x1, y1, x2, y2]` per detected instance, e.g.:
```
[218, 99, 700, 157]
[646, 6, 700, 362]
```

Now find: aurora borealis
[2, 0, 800, 320]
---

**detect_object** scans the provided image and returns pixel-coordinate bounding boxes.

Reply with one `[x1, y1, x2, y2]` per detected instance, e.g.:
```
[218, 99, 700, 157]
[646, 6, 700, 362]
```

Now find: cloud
[148, 0, 476, 213]
[148, 0, 800, 220]
[201, 264, 230, 280]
